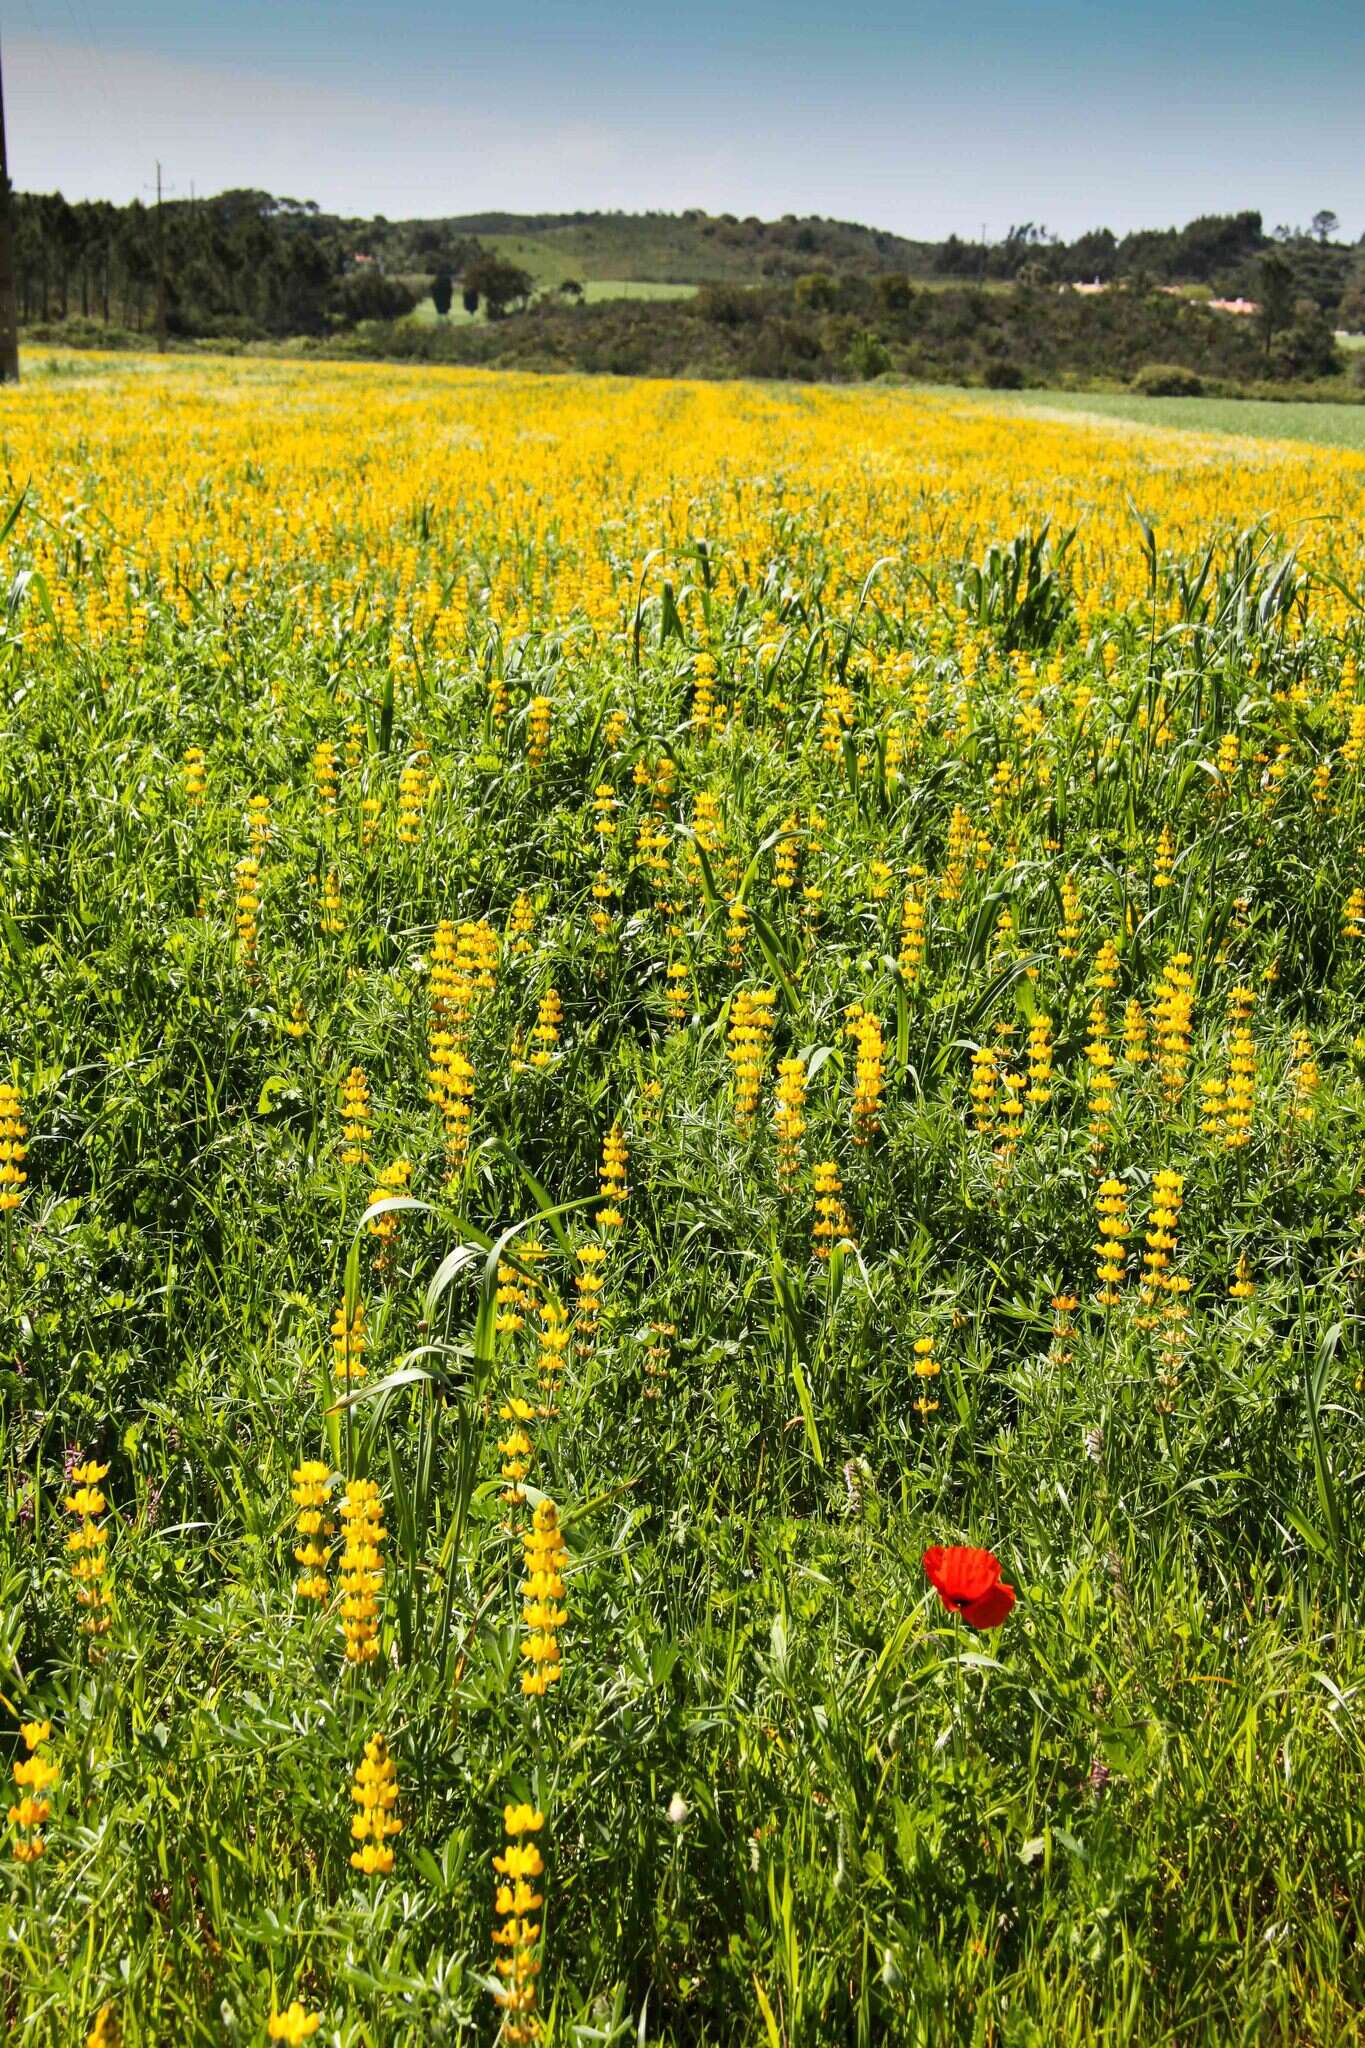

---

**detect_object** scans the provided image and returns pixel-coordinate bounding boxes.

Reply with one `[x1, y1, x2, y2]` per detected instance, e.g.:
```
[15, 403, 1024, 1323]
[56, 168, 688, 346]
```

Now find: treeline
[375, 205, 1365, 311]
[935, 209, 1363, 315]
[10, 189, 481, 339]
[299, 271, 1351, 392]
[13, 188, 1365, 380]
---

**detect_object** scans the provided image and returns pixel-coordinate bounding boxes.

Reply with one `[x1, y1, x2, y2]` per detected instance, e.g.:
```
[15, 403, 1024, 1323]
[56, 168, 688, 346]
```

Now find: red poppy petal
[961, 1581, 1016, 1630]
[923, 1546, 1001, 1606]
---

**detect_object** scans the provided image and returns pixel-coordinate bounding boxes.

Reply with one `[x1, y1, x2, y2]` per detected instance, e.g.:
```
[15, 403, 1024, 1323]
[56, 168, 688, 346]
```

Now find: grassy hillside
[480, 235, 705, 295]
[438, 211, 935, 285]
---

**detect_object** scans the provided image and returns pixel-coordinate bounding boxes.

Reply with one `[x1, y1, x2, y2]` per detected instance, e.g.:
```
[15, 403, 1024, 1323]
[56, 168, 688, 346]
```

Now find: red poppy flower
[922, 1545, 1016, 1630]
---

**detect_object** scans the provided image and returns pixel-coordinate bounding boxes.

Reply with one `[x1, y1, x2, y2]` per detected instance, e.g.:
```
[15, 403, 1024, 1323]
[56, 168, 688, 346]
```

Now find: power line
[61, 0, 118, 120]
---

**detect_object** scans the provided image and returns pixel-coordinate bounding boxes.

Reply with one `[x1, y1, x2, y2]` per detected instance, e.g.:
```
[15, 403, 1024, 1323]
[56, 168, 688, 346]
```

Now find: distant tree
[266, 234, 333, 336]
[846, 329, 891, 379]
[1157, 211, 1263, 282]
[462, 252, 533, 318]
[1258, 249, 1295, 359]
[1069, 227, 1118, 281]
[431, 268, 453, 317]
[698, 282, 760, 326]
[875, 272, 913, 313]
[118, 202, 156, 330]
[1339, 268, 1365, 332]
[462, 282, 479, 315]
[793, 272, 837, 311]
[1272, 295, 1340, 378]
[1311, 210, 1340, 245]
[558, 277, 584, 302]
[334, 269, 418, 323]
[42, 193, 80, 318]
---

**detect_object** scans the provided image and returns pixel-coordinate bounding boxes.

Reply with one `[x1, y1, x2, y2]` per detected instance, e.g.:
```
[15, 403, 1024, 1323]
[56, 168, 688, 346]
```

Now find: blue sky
[9, 2, 1364, 238]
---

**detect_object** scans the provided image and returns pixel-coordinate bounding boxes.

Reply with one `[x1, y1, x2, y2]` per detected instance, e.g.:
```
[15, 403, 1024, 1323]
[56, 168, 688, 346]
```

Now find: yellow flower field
[3, 351, 1365, 2047]
[10, 351, 1365, 648]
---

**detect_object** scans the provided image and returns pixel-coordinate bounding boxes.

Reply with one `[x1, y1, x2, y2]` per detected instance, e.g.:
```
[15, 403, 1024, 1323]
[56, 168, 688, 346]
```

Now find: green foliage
[333, 269, 418, 324]
[794, 272, 838, 312]
[1131, 363, 1205, 396]
[845, 329, 892, 379]
[15, 191, 1361, 357]
[956, 523, 1074, 650]
[227, 271, 1346, 391]
[462, 251, 534, 320]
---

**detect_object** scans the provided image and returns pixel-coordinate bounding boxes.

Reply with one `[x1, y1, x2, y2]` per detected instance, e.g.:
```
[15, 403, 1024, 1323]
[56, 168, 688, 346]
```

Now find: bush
[875, 272, 914, 314]
[332, 271, 419, 324]
[698, 283, 761, 327]
[983, 360, 1025, 390]
[846, 330, 892, 379]
[1131, 362, 1205, 396]
[795, 272, 838, 312]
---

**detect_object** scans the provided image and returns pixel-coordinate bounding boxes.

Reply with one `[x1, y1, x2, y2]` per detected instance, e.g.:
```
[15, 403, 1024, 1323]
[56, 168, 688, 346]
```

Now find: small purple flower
[63, 1443, 85, 1484]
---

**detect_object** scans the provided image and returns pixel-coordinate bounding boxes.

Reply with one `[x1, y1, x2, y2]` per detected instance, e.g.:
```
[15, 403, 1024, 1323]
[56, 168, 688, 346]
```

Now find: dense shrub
[846, 329, 892, 379]
[31, 269, 1358, 396]
[697, 283, 761, 327]
[794, 272, 839, 311]
[1131, 362, 1205, 396]
[332, 270, 419, 323]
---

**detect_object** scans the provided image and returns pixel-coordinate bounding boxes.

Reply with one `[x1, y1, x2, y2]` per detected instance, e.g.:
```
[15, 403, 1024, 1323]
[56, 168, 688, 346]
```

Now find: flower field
[4, 352, 1365, 2045]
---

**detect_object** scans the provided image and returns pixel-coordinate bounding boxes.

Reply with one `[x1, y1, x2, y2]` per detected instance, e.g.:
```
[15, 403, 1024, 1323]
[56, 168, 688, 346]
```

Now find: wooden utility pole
[0, 32, 21, 382]
[155, 161, 167, 353]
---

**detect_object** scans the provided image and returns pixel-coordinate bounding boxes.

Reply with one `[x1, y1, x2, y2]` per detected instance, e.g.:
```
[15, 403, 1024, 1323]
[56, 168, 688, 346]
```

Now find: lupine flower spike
[65, 1460, 112, 1636]
[349, 1731, 401, 1874]
[812, 1160, 853, 1261]
[493, 1803, 546, 2042]
[338, 1479, 385, 1663]
[9, 1719, 58, 1862]
[520, 1500, 568, 1696]
[291, 1460, 334, 1601]
[0, 1080, 29, 1213]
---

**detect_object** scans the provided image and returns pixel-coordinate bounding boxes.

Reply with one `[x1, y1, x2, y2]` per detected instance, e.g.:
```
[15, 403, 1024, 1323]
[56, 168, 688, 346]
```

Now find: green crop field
[410, 280, 696, 327]
[994, 386, 1365, 452]
[2, 354, 1365, 2048]
[477, 234, 706, 294]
